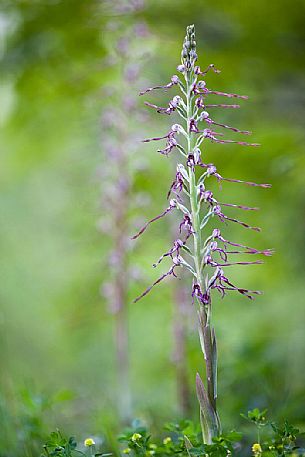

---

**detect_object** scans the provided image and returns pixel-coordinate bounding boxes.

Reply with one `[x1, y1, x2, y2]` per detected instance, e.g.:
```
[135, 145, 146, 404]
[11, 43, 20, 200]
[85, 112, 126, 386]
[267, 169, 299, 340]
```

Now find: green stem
[186, 78, 202, 290]
[185, 72, 220, 443]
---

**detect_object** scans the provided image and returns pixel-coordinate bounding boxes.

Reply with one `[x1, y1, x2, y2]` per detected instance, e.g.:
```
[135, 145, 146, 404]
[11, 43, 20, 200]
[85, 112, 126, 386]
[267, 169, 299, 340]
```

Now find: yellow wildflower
[123, 449, 131, 454]
[252, 443, 262, 455]
[163, 437, 172, 445]
[84, 438, 95, 447]
[131, 433, 142, 442]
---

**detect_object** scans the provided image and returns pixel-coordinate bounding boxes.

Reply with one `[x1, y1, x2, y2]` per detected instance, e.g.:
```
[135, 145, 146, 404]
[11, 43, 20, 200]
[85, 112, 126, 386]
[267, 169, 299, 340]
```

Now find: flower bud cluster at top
[181, 24, 197, 71]
[133, 24, 272, 306]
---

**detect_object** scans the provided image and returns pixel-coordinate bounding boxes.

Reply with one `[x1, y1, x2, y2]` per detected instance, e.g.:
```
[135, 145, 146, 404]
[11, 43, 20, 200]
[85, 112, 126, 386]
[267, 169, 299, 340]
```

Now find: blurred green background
[0, 0, 305, 455]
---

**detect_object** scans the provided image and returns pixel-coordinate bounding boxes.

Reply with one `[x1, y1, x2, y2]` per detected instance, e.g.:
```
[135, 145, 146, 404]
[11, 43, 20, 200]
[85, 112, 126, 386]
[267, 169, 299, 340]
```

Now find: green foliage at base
[42, 410, 305, 457]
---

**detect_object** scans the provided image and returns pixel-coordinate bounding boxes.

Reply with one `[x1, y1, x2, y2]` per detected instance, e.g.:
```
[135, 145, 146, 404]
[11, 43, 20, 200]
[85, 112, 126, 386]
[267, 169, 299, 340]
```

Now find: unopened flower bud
[172, 256, 181, 265]
[195, 97, 204, 108]
[182, 48, 188, 58]
[198, 183, 205, 196]
[207, 165, 217, 174]
[177, 64, 185, 72]
[203, 190, 213, 200]
[210, 241, 218, 251]
[171, 123, 182, 132]
[177, 163, 189, 180]
[194, 147, 201, 162]
[212, 229, 221, 238]
[197, 81, 206, 89]
[171, 75, 179, 84]
[199, 111, 209, 120]
[171, 95, 181, 106]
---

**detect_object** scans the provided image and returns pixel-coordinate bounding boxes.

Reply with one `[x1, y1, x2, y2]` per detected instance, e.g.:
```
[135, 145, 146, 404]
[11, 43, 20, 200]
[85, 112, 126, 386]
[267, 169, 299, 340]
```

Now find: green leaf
[189, 446, 205, 456]
[196, 373, 219, 444]
[221, 431, 242, 442]
[184, 435, 193, 455]
[211, 328, 217, 402]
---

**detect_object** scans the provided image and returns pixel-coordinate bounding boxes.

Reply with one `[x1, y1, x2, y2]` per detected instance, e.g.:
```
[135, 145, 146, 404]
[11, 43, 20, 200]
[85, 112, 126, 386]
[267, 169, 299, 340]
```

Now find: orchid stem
[185, 62, 220, 444]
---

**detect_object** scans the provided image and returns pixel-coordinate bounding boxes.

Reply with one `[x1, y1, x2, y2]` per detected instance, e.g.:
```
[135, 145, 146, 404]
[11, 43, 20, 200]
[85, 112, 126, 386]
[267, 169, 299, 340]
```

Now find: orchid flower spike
[132, 24, 272, 444]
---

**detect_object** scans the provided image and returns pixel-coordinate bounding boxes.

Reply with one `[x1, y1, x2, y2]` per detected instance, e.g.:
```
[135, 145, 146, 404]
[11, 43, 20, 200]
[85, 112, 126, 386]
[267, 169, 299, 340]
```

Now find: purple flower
[203, 115, 252, 135]
[133, 260, 181, 303]
[187, 154, 196, 170]
[207, 267, 262, 300]
[142, 124, 183, 156]
[212, 229, 274, 256]
[201, 128, 260, 147]
[194, 64, 221, 77]
[213, 204, 261, 232]
[195, 84, 249, 100]
[192, 283, 210, 305]
[139, 75, 180, 95]
[204, 252, 263, 268]
[153, 235, 191, 267]
[131, 200, 176, 240]
[195, 97, 240, 110]
[144, 95, 182, 115]
[201, 163, 271, 188]
[179, 214, 193, 235]
[190, 118, 199, 132]
[167, 171, 184, 199]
